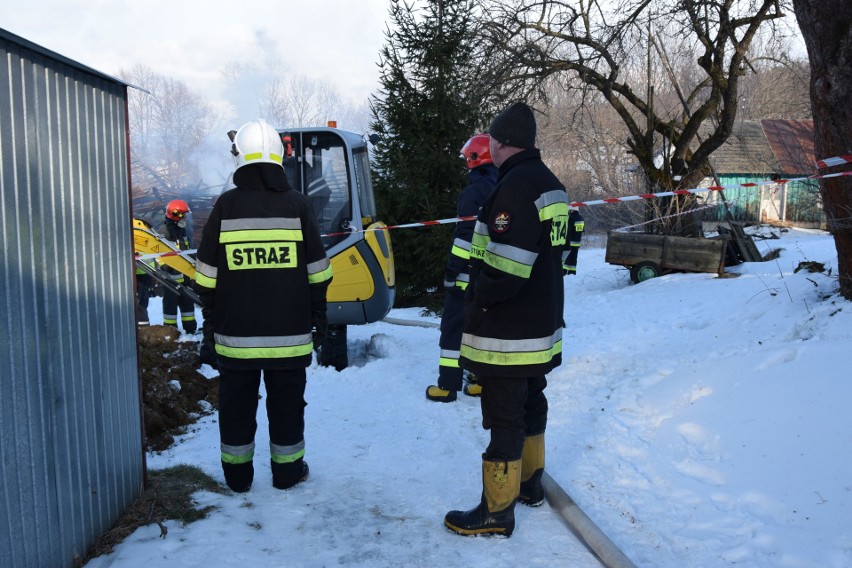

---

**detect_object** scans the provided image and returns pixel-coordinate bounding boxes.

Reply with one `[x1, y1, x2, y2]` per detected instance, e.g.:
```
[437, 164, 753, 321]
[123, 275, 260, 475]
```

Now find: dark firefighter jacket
[161, 218, 192, 283]
[194, 163, 333, 370]
[459, 148, 569, 378]
[444, 163, 499, 292]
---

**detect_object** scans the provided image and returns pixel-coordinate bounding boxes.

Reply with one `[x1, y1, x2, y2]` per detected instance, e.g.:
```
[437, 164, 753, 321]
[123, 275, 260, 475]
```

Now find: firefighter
[135, 256, 152, 326]
[161, 199, 197, 333]
[134, 219, 155, 326]
[562, 205, 585, 275]
[444, 102, 568, 537]
[426, 134, 498, 402]
[194, 118, 332, 493]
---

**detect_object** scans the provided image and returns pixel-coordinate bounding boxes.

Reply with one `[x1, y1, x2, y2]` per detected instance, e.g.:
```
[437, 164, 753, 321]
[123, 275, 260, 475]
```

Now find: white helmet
[228, 118, 284, 171]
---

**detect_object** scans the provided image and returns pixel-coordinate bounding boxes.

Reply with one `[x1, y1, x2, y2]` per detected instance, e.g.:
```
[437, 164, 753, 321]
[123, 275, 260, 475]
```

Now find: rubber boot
[426, 385, 457, 402]
[272, 458, 310, 490]
[444, 459, 521, 537]
[463, 373, 482, 397]
[519, 433, 545, 507]
[222, 461, 253, 493]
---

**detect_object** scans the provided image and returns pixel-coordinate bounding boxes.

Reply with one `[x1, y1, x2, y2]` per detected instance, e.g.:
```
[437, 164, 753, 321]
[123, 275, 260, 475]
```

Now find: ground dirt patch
[137, 325, 219, 451]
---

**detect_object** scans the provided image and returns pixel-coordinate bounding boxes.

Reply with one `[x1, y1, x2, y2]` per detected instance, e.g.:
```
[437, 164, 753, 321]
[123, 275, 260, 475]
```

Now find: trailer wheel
[630, 261, 662, 284]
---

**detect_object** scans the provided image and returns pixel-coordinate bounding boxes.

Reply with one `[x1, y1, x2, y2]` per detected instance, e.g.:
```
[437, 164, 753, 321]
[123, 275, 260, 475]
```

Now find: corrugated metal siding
[1, 32, 143, 568]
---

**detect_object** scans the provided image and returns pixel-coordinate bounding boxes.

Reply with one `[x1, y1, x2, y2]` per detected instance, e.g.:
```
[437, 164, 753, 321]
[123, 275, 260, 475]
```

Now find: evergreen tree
[370, 0, 491, 308]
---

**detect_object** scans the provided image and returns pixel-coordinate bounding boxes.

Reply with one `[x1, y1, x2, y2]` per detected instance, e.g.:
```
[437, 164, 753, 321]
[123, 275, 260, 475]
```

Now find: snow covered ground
[88, 227, 851, 568]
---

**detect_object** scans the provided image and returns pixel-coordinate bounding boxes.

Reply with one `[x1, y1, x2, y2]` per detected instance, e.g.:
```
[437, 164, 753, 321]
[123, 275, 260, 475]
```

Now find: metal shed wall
[0, 30, 143, 568]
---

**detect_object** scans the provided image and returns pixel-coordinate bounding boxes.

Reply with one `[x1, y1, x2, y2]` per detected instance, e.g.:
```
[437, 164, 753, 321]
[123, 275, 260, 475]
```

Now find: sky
[85, 227, 851, 568]
[0, 0, 390, 124]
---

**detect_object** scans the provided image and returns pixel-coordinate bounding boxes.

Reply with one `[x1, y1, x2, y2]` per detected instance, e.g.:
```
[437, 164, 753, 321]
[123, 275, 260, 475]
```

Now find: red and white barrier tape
[570, 169, 852, 208]
[136, 249, 197, 262]
[135, 161, 852, 261]
[615, 201, 724, 232]
[322, 215, 478, 238]
[817, 154, 852, 169]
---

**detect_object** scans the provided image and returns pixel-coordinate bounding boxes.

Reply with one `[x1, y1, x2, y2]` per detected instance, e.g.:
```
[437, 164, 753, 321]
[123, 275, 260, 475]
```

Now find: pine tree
[370, 0, 491, 308]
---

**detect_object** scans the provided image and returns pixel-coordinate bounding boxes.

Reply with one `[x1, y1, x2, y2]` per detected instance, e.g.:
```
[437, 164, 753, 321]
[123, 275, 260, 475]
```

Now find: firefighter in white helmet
[194, 118, 333, 492]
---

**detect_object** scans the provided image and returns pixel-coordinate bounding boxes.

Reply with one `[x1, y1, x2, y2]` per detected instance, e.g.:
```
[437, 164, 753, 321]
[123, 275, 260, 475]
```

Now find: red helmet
[165, 199, 190, 221]
[460, 134, 492, 169]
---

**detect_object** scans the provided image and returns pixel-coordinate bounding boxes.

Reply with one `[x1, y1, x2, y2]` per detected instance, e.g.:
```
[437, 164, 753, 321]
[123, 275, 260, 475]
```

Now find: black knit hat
[488, 102, 536, 149]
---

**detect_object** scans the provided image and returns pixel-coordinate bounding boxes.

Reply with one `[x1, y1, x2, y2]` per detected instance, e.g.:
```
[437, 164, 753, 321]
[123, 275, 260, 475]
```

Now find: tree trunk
[794, 0, 852, 299]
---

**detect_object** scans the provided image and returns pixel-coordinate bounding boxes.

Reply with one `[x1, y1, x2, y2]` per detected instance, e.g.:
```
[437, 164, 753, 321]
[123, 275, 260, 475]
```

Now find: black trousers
[135, 273, 151, 324]
[136, 273, 151, 308]
[437, 287, 465, 390]
[162, 288, 197, 332]
[480, 375, 548, 461]
[218, 367, 308, 455]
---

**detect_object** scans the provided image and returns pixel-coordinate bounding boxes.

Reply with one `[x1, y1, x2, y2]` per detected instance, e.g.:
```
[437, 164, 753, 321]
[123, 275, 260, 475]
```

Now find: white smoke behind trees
[220, 59, 372, 134]
[122, 60, 373, 201]
[122, 64, 221, 190]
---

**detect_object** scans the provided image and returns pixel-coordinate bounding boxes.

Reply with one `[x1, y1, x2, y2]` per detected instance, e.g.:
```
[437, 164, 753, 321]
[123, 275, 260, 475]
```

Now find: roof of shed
[0, 26, 132, 88]
[700, 119, 815, 177]
[704, 120, 781, 176]
[761, 119, 816, 175]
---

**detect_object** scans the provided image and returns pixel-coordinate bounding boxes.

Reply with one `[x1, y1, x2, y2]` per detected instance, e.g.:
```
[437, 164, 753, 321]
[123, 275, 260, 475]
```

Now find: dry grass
[78, 465, 227, 566]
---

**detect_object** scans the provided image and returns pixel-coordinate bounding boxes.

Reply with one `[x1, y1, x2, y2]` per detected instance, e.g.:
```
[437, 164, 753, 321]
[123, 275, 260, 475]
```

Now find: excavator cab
[281, 126, 395, 370]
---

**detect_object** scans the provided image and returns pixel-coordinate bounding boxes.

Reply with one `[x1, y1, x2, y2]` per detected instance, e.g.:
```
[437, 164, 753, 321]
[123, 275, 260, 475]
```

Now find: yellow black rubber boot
[426, 385, 457, 402]
[444, 459, 521, 537]
[519, 434, 545, 507]
[463, 373, 482, 397]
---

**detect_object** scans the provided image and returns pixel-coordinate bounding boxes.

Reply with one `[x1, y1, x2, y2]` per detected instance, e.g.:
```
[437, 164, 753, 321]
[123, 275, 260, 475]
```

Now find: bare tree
[155, 78, 219, 181]
[223, 62, 369, 132]
[536, 81, 642, 230]
[735, 48, 811, 120]
[793, 0, 852, 299]
[478, 0, 790, 233]
[122, 65, 220, 188]
[124, 64, 162, 157]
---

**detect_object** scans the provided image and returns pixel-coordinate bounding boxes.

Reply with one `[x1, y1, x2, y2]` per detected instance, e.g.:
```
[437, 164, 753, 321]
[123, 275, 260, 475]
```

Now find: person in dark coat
[194, 118, 332, 493]
[562, 206, 585, 275]
[426, 134, 498, 402]
[444, 102, 569, 537]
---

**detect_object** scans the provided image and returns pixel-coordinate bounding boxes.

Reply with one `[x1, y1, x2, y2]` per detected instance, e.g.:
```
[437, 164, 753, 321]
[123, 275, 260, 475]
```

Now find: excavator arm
[133, 219, 201, 306]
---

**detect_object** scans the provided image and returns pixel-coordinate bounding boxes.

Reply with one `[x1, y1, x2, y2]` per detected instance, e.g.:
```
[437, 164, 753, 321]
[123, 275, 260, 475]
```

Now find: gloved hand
[311, 312, 328, 350]
[443, 271, 457, 288]
[199, 326, 217, 368]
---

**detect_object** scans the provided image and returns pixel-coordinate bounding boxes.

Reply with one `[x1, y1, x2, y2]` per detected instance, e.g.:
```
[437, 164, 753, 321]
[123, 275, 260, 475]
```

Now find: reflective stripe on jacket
[445, 164, 498, 291]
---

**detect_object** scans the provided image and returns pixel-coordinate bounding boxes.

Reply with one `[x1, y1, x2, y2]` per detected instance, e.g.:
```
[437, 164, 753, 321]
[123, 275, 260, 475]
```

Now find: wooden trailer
[605, 231, 729, 283]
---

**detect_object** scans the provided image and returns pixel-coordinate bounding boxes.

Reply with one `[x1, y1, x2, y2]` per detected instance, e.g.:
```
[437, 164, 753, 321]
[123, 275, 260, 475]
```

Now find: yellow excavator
[133, 124, 395, 370]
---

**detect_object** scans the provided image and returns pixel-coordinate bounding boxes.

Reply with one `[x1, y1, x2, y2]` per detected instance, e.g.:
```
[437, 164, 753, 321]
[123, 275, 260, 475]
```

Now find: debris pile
[137, 325, 219, 451]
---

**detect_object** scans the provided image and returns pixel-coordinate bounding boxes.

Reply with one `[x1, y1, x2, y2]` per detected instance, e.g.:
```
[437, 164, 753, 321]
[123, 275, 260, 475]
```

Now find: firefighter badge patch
[493, 211, 511, 233]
